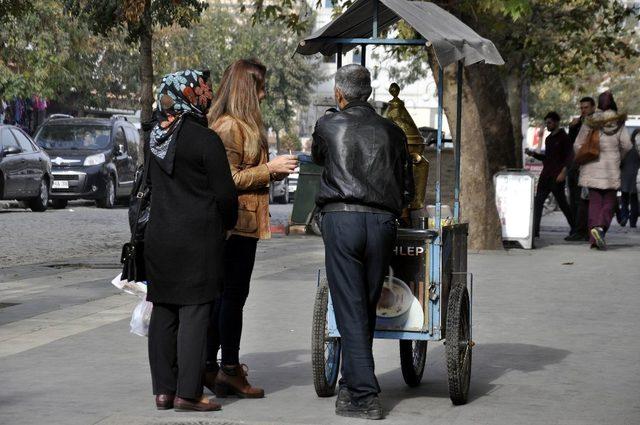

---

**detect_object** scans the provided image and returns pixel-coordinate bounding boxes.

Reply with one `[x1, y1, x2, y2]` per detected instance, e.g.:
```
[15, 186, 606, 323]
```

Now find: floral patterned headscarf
[150, 69, 213, 174]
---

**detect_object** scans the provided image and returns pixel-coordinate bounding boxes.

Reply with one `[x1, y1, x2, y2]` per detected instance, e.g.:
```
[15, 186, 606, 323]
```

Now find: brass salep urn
[385, 83, 429, 212]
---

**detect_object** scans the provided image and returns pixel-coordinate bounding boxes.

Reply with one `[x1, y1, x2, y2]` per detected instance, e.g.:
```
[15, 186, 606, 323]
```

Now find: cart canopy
[296, 0, 504, 67]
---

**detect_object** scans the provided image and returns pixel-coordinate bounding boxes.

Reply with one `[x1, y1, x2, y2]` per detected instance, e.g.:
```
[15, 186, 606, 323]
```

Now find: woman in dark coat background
[618, 129, 640, 228]
[145, 69, 238, 412]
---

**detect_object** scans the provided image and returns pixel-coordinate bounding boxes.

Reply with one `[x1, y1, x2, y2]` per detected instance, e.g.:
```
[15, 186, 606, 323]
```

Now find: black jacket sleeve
[311, 122, 327, 166]
[204, 132, 238, 231]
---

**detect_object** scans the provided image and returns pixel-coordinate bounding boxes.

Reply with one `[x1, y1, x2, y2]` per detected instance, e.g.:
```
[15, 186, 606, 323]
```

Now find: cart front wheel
[445, 283, 472, 405]
[312, 279, 341, 397]
[399, 339, 427, 387]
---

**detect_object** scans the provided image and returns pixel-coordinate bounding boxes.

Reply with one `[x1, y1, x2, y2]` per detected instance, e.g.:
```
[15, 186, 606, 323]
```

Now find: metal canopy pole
[372, 0, 379, 38]
[336, 44, 342, 68]
[454, 60, 463, 222]
[435, 66, 444, 232]
[361, 45, 367, 67]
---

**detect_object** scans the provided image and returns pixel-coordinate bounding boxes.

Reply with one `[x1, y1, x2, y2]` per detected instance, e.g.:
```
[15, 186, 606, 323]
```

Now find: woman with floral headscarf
[145, 69, 238, 412]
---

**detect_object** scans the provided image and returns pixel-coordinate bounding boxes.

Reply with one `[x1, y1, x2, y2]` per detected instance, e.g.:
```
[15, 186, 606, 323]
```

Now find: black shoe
[336, 394, 384, 420]
[336, 386, 351, 410]
[619, 217, 628, 227]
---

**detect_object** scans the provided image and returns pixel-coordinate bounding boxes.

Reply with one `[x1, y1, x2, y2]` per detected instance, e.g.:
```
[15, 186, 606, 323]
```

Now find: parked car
[0, 124, 52, 211]
[268, 150, 290, 204]
[33, 115, 142, 209]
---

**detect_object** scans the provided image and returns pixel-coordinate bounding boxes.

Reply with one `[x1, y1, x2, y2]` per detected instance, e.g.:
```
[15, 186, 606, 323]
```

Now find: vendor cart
[296, 0, 504, 405]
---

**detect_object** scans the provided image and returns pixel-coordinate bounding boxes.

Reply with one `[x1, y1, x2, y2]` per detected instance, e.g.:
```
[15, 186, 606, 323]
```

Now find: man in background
[565, 97, 596, 241]
[526, 111, 575, 238]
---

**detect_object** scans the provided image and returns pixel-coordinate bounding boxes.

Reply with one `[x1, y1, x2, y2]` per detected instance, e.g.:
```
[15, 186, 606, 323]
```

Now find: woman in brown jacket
[205, 59, 298, 397]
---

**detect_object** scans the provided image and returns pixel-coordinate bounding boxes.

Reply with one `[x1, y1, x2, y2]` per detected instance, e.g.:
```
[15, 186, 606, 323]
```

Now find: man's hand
[570, 117, 581, 126]
[556, 168, 567, 183]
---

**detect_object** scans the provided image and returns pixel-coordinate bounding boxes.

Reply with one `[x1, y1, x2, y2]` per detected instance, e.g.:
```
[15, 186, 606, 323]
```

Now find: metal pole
[336, 45, 342, 69]
[361, 45, 367, 67]
[372, 0, 378, 38]
[454, 60, 463, 222]
[435, 66, 444, 233]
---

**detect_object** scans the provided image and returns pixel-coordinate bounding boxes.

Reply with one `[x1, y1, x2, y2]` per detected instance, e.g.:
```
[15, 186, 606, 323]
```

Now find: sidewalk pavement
[1, 214, 639, 425]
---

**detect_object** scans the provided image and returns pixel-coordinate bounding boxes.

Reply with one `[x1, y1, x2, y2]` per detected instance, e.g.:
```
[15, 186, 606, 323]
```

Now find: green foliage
[0, 0, 34, 23]
[279, 130, 303, 152]
[64, 0, 209, 42]
[0, 0, 139, 109]
[154, 4, 323, 133]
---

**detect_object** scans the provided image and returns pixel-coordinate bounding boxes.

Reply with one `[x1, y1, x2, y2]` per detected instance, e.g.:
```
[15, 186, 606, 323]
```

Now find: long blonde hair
[208, 59, 267, 147]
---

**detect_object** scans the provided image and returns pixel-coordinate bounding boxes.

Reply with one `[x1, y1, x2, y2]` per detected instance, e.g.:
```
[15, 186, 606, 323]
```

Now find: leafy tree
[244, 0, 638, 249]
[65, 0, 209, 139]
[153, 4, 322, 149]
[0, 0, 140, 112]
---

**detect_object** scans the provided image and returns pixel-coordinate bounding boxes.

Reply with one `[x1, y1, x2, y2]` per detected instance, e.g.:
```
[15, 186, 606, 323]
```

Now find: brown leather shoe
[155, 394, 175, 410]
[204, 370, 218, 394]
[174, 396, 221, 412]
[214, 364, 264, 398]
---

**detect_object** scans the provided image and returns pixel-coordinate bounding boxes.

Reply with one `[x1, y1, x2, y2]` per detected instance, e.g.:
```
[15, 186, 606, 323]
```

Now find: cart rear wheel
[399, 340, 427, 387]
[446, 283, 472, 405]
[312, 279, 341, 397]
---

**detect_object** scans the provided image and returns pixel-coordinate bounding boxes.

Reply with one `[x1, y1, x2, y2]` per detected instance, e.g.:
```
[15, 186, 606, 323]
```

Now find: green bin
[290, 161, 324, 234]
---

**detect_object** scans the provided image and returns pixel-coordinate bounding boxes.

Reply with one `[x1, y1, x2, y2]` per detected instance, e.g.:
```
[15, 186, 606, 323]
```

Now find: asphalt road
[1, 206, 639, 424]
[0, 201, 293, 268]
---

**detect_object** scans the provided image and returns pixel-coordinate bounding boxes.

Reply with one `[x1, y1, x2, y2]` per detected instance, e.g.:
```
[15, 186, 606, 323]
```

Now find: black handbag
[120, 146, 151, 283]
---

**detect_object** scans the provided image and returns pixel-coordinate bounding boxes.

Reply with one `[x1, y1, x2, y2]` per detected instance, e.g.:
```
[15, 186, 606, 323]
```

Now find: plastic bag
[111, 273, 148, 298]
[130, 299, 153, 337]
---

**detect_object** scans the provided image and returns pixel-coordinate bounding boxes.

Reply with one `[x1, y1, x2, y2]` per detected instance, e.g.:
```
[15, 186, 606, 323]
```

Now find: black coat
[311, 101, 414, 217]
[145, 116, 238, 305]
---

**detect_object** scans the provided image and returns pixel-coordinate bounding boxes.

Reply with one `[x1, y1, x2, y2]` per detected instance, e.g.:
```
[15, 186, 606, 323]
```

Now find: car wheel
[96, 178, 116, 209]
[28, 179, 49, 212]
[51, 199, 68, 209]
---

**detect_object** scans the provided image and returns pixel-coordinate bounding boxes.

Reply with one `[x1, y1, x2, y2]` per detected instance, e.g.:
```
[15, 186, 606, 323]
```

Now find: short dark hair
[580, 97, 595, 106]
[544, 111, 561, 122]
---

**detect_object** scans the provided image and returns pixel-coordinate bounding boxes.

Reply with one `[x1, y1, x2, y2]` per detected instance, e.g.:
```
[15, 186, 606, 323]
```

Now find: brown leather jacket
[211, 115, 271, 239]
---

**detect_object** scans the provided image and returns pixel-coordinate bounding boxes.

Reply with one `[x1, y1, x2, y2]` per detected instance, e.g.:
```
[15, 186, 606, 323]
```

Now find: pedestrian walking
[565, 97, 596, 241]
[617, 129, 640, 227]
[144, 69, 239, 412]
[526, 111, 575, 238]
[574, 91, 632, 250]
[312, 64, 414, 420]
[206, 59, 298, 398]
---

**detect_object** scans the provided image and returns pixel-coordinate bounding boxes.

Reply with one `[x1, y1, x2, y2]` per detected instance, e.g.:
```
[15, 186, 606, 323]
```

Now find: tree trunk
[432, 59, 516, 250]
[506, 66, 524, 167]
[138, 0, 154, 145]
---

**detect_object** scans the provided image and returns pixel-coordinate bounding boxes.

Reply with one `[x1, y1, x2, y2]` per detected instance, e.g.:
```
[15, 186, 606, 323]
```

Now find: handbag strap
[129, 144, 151, 244]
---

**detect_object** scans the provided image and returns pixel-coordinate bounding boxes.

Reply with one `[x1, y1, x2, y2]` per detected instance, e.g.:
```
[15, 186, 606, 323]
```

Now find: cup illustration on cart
[376, 268, 424, 331]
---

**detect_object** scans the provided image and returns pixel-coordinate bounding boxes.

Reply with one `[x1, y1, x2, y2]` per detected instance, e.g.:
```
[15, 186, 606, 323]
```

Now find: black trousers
[620, 192, 639, 226]
[207, 235, 258, 368]
[322, 211, 397, 401]
[148, 302, 212, 399]
[567, 166, 589, 235]
[533, 176, 574, 236]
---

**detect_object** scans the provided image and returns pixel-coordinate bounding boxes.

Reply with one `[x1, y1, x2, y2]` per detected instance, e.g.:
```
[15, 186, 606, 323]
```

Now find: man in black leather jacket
[312, 64, 413, 420]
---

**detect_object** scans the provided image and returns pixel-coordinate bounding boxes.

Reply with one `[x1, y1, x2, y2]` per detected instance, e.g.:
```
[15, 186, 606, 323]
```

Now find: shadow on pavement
[379, 342, 571, 413]
[205, 349, 312, 406]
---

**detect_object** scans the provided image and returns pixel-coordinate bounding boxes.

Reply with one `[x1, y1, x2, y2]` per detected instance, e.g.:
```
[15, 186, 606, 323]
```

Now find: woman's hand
[266, 155, 298, 175]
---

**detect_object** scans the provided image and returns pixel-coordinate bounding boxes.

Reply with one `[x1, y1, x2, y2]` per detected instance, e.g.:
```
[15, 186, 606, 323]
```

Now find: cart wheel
[399, 340, 427, 387]
[312, 279, 341, 397]
[445, 284, 472, 405]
